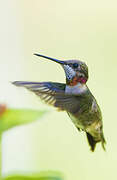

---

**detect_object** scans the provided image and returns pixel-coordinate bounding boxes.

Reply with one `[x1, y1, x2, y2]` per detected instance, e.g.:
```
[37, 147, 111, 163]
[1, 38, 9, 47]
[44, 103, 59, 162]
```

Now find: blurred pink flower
[0, 104, 6, 117]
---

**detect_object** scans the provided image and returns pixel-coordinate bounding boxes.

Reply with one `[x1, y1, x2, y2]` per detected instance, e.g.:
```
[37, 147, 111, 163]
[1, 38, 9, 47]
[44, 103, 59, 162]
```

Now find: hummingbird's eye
[73, 63, 78, 68]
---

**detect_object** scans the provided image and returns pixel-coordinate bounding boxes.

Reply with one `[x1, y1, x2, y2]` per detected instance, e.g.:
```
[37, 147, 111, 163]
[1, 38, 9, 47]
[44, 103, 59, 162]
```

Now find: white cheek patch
[63, 65, 76, 80]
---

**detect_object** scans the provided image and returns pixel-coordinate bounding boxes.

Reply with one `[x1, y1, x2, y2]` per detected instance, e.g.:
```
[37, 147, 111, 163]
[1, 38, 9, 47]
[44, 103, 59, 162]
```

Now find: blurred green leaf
[4, 171, 64, 180]
[4, 176, 62, 180]
[0, 109, 46, 133]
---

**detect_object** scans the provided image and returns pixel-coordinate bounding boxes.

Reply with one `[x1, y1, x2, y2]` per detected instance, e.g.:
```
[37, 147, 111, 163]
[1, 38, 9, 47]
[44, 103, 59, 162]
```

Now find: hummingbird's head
[34, 53, 88, 86]
[62, 60, 88, 85]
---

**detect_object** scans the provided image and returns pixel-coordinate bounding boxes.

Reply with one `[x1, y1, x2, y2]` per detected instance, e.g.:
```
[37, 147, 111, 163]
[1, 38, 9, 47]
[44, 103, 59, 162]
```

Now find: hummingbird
[13, 53, 106, 151]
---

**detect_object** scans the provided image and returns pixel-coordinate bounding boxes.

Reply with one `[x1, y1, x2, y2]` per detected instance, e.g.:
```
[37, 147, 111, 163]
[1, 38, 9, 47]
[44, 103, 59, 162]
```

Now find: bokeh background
[0, 0, 117, 179]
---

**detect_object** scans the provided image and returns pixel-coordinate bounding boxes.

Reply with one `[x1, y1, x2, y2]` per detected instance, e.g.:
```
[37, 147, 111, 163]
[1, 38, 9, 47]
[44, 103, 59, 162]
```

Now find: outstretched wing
[13, 81, 81, 113]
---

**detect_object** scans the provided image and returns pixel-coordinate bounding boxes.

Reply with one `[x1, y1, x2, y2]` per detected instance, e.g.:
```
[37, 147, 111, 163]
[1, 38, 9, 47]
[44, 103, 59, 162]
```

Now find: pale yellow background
[0, 0, 117, 180]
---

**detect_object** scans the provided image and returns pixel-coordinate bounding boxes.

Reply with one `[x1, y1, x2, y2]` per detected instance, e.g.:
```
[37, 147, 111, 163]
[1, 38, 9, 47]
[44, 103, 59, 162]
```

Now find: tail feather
[86, 132, 106, 152]
[101, 133, 106, 151]
[86, 132, 97, 152]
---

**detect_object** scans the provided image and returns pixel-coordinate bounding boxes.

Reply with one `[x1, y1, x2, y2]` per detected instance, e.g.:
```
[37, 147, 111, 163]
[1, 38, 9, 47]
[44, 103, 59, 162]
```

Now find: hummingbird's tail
[86, 132, 106, 152]
[101, 133, 106, 151]
[86, 132, 97, 152]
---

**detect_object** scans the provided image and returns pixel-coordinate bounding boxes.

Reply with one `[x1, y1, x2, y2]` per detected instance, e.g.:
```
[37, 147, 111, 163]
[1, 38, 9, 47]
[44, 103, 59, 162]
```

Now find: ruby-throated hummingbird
[13, 53, 106, 151]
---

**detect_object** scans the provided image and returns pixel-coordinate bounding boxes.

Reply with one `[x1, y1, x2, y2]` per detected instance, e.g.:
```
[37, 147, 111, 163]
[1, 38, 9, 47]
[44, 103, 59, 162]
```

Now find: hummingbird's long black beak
[34, 53, 65, 65]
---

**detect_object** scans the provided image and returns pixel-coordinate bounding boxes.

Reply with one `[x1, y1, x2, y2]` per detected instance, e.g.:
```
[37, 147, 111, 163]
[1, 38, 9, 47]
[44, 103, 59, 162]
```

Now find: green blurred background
[0, 0, 117, 179]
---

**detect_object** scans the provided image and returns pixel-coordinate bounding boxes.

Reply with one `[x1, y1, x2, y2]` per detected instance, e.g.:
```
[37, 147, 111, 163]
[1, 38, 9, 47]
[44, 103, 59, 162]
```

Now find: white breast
[65, 83, 87, 95]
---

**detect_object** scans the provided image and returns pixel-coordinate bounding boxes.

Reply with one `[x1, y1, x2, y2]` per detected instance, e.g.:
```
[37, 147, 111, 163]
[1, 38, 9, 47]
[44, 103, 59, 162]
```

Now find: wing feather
[13, 81, 81, 113]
